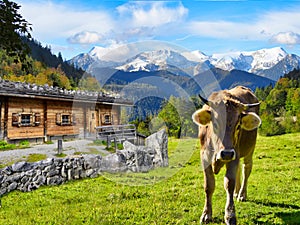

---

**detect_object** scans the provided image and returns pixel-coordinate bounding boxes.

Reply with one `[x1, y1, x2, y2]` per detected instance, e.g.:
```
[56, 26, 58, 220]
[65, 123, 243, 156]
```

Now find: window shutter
[34, 113, 41, 126]
[72, 114, 76, 125]
[56, 113, 62, 125]
[12, 113, 20, 127]
[30, 113, 34, 126]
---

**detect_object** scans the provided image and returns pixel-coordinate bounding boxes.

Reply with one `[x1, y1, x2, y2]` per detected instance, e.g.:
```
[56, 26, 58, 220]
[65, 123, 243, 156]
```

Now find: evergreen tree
[0, 0, 32, 70]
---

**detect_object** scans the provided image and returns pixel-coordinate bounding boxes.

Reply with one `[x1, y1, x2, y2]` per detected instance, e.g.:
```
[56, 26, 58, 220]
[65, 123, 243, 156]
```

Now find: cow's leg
[224, 161, 238, 225]
[234, 162, 241, 198]
[201, 165, 215, 224]
[237, 156, 253, 202]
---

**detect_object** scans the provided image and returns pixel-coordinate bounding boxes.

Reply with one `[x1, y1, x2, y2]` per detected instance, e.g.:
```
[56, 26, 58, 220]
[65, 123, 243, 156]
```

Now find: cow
[192, 86, 261, 225]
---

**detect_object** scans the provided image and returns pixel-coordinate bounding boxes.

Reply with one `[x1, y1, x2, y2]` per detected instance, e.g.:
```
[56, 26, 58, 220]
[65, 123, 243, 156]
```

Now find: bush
[19, 140, 30, 148]
[259, 113, 285, 136]
[0, 141, 16, 150]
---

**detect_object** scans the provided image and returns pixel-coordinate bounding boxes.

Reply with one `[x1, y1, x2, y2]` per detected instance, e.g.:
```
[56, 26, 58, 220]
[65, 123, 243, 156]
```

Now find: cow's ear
[192, 109, 211, 126]
[241, 112, 261, 131]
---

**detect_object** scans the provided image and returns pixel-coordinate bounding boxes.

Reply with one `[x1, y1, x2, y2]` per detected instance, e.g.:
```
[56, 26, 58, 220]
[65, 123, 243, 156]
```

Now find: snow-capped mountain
[210, 47, 290, 75]
[116, 49, 199, 76]
[69, 46, 300, 81]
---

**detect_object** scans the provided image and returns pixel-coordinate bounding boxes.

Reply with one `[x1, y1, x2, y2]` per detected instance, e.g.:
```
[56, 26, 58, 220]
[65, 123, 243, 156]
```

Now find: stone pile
[0, 129, 168, 197]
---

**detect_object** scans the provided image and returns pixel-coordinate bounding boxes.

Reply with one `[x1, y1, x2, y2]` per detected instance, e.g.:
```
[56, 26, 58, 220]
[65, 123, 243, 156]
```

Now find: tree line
[131, 68, 300, 138]
[255, 69, 300, 136]
[0, 0, 102, 91]
[129, 96, 201, 138]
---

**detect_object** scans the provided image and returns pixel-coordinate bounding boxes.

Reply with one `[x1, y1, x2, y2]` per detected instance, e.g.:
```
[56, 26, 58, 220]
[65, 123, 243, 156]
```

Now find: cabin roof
[0, 79, 133, 106]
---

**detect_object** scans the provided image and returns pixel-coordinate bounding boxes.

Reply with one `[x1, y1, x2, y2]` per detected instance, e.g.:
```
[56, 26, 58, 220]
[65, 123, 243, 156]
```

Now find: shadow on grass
[249, 199, 300, 224]
[250, 199, 300, 210]
[275, 211, 300, 225]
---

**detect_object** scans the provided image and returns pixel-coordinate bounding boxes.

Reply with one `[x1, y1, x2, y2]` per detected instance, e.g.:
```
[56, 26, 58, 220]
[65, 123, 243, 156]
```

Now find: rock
[146, 129, 169, 167]
[7, 182, 17, 192]
[0, 130, 169, 195]
[11, 162, 32, 172]
[102, 153, 127, 173]
[83, 155, 102, 169]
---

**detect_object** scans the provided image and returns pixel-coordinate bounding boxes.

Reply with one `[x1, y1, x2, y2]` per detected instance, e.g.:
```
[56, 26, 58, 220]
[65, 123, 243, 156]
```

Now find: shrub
[0, 141, 16, 150]
[19, 140, 30, 148]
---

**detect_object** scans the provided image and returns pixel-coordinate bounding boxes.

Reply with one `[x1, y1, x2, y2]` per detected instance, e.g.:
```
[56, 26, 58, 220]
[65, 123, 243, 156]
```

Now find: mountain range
[69, 46, 300, 81]
[67, 45, 300, 99]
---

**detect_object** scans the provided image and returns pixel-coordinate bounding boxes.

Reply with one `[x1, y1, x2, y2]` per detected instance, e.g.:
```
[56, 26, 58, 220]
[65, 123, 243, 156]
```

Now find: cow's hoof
[225, 216, 237, 225]
[200, 213, 212, 224]
[237, 194, 247, 202]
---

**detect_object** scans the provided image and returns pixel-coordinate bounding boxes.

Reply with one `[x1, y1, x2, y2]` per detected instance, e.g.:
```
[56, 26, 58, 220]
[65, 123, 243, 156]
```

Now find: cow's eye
[213, 122, 219, 130]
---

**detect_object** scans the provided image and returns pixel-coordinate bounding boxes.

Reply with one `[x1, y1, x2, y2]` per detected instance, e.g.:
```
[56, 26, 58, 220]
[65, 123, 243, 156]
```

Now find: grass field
[0, 134, 299, 224]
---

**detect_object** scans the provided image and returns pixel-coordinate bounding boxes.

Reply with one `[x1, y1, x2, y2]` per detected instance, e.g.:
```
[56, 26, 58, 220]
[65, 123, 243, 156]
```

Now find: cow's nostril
[220, 149, 235, 161]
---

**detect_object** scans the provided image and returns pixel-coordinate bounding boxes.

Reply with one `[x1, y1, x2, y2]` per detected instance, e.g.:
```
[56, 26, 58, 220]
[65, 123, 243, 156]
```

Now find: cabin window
[103, 114, 111, 124]
[56, 113, 75, 126]
[62, 115, 70, 125]
[12, 113, 41, 127]
[21, 114, 31, 126]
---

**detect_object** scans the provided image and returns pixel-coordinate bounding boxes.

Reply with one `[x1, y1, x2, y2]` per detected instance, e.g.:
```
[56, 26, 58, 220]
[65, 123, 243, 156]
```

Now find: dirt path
[0, 139, 109, 166]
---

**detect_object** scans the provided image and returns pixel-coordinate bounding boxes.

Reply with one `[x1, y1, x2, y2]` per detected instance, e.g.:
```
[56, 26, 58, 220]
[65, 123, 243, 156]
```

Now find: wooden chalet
[0, 79, 132, 143]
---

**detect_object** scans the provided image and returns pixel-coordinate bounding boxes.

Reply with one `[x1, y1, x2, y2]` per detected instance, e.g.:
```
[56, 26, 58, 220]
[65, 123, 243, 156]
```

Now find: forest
[130, 68, 300, 138]
[255, 69, 300, 136]
[0, 42, 102, 92]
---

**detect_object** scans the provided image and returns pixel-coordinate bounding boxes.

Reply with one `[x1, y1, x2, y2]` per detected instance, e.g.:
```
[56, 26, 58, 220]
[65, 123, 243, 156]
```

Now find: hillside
[24, 38, 86, 86]
[101, 68, 275, 97]
[194, 68, 275, 94]
[0, 38, 102, 91]
[256, 68, 300, 136]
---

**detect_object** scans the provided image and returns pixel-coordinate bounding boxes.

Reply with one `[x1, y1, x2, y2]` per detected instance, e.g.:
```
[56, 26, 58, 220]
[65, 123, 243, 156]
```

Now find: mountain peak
[69, 46, 300, 81]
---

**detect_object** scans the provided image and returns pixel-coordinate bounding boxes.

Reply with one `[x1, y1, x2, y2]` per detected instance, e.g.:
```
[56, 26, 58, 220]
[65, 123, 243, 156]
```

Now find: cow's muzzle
[217, 149, 236, 162]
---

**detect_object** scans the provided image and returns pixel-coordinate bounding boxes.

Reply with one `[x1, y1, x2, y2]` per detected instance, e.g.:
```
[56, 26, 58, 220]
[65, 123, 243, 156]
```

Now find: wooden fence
[95, 124, 139, 149]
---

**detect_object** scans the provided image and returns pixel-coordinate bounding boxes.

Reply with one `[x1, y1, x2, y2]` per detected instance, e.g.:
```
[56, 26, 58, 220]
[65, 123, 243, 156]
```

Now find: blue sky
[15, 0, 300, 60]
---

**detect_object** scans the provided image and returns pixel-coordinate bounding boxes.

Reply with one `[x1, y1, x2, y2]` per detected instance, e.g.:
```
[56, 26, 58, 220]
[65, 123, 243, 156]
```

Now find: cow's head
[192, 92, 261, 173]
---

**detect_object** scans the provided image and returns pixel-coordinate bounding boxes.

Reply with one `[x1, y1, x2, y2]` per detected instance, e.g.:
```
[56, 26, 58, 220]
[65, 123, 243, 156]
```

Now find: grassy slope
[0, 134, 299, 224]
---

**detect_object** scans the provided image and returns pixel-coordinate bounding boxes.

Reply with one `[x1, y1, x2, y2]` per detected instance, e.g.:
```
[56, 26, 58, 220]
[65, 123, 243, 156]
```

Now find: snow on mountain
[182, 50, 210, 62]
[69, 46, 300, 81]
[89, 46, 108, 60]
[247, 47, 288, 73]
[210, 47, 288, 73]
[68, 53, 96, 71]
[116, 49, 198, 75]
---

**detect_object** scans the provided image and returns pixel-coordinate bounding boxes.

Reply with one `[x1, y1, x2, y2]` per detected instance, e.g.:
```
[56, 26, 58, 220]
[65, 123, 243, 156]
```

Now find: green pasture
[0, 134, 299, 224]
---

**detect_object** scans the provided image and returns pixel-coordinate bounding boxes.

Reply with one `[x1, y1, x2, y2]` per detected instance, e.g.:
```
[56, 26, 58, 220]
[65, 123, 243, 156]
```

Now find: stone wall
[0, 129, 168, 197]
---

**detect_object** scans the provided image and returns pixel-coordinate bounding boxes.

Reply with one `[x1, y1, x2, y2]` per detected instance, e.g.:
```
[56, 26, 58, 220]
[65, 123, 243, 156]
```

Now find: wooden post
[57, 139, 63, 154]
[114, 137, 117, 151]
[107, 136, 110, 149]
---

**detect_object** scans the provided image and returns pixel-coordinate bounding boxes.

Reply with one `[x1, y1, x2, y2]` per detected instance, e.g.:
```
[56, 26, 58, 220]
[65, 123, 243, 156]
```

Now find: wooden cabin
[0, 79, 132, 143]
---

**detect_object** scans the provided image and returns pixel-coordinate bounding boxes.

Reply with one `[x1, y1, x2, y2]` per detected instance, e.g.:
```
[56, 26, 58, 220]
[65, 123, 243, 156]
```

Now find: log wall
[0, 97, 122, 142]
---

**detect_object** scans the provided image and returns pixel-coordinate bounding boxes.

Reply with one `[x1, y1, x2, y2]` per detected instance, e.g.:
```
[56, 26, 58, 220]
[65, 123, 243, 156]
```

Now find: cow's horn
[198, 94, 210, 105]
[243, 102, 260, 110]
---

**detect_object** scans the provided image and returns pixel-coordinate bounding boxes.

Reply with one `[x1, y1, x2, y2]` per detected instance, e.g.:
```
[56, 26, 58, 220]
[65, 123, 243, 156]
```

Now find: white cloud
[188, 7, 300, 42]
[68, 31, 103, 44]
[117, 2, 188, 27]
[17, 0, 114, 43]
[15, 1, 300, 58]
[270, 32, 300, 45]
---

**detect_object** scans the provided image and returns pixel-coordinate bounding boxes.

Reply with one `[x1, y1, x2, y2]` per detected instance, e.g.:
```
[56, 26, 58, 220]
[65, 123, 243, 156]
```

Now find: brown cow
[192, 86, 261, 225]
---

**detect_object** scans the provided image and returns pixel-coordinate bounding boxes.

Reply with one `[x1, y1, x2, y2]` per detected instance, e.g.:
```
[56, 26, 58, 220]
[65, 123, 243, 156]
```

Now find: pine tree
[0, 0, 32, 70]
